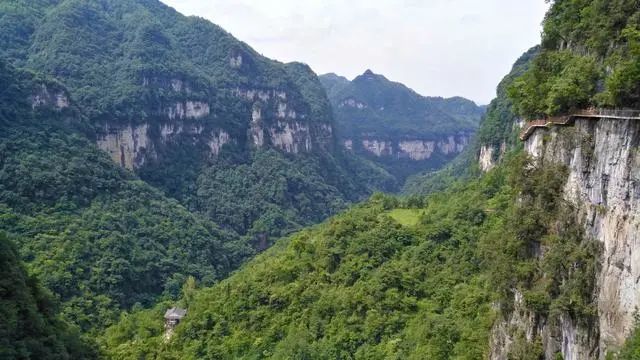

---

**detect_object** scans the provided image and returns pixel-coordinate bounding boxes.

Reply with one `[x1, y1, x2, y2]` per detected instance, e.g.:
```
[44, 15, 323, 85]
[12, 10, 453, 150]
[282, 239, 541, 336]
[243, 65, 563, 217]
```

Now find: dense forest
[0, 59, 252, 336]
[3, 0, 640, 358]
[0, 233, 97, 359]
[102, 153, 599, 359]
[509, 0, 640, 118]
[0, 0, 395, 244]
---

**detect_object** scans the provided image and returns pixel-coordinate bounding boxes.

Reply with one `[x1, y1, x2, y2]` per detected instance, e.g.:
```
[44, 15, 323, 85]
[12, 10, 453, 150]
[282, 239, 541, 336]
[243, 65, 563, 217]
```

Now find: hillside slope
[103, 151, 593, 359]
[402, 47, 538, 195]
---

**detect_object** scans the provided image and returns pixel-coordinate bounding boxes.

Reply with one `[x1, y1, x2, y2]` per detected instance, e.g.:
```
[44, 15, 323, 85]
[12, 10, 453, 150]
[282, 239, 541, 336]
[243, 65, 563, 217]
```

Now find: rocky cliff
[347, 134, 471, 160]
[491, 116, 640, 359]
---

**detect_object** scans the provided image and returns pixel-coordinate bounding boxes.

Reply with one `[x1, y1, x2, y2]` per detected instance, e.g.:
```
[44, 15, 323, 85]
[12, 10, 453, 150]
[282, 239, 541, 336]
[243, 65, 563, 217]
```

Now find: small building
[164, 307, 187, 331]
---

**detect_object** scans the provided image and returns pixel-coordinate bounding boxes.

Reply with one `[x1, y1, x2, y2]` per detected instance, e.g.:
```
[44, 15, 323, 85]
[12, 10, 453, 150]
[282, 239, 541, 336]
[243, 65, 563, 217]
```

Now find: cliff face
[95, 84, 333, 170]
[492, 117, 640, 359]
[347, 134, 470, 160]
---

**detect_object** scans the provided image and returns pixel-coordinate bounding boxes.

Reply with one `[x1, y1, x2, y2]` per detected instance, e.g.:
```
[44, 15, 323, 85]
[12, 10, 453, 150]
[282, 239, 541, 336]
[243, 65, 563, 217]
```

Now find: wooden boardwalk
[519, 108, 640, 141]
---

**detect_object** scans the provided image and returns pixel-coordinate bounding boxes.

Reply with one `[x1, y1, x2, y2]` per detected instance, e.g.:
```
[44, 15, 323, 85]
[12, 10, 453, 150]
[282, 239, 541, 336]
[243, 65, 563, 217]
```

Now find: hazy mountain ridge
[320, 70, 484, 183]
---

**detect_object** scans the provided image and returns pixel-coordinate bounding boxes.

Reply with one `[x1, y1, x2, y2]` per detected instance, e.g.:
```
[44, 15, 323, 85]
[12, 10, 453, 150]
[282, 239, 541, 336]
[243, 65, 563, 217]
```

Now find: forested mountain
[102, 1, 640, 358]
[509, 0, 640, 118]
[0, 59, 251, 334]
[319, 70, 484, 182]
[0, 0, 393, 245]
[102, 152, 591, 360]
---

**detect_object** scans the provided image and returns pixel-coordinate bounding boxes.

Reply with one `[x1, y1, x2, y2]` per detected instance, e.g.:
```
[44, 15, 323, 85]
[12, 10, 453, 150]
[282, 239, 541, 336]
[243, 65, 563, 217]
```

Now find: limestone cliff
[94, 83, 334, 170]
[349, 134, 471, 161]
[491, 117, 640, 359]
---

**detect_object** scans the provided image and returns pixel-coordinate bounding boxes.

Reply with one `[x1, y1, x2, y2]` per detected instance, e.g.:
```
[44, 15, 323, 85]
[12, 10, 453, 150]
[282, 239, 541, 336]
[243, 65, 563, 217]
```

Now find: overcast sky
[160, 0, 548, 105]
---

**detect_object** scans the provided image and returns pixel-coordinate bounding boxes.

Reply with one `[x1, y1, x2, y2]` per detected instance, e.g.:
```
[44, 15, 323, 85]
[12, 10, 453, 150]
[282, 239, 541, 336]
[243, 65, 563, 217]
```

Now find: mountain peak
[363, 69, 375, 76]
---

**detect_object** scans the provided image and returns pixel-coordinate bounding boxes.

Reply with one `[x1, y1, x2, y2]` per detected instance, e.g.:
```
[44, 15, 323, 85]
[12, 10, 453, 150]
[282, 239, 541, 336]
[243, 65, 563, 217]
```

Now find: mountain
[0, 58, 252, 333]
[509, 0, 640, 118]
[101, 150, 582, 360]
[5, 0, 640, 359]
[0, 0, 393, 245]
[319, 70, 484, 183]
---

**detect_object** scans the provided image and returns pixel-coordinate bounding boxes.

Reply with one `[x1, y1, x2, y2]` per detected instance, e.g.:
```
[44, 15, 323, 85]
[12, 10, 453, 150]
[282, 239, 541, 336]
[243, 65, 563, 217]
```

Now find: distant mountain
[320, 70, 484, 181]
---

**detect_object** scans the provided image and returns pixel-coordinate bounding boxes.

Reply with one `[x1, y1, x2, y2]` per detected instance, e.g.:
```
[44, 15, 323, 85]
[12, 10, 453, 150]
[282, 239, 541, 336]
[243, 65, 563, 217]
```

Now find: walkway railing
[519, 108, 640, 141]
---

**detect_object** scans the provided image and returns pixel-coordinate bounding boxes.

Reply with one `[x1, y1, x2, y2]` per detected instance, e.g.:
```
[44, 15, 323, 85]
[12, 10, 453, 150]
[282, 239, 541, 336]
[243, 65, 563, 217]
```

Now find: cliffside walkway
[519, 108, 640, 141]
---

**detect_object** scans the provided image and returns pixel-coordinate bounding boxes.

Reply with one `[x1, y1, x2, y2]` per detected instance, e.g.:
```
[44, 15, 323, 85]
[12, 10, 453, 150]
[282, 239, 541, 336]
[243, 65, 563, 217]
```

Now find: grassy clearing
[386, 208, 423, 227]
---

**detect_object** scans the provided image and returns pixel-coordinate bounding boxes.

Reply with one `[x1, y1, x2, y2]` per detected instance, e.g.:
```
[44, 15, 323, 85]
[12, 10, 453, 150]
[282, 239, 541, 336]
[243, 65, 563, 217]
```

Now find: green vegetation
[0, 60, 251, 335]
[0, 232, 97, 359]
[612, 321, 640, 359]
[0, 0, 393, 246]
[102, 153, 600, 358]
[386, 208, 423, 227]
[403, 47, 538, 196]
[321, 70, 482, 140]
[509, 0, 640, 118]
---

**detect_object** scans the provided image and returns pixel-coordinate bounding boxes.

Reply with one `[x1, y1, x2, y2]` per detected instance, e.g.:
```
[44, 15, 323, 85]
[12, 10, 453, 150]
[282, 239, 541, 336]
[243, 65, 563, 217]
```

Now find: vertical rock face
[268, 121, 312, 153]
[29, 84, 69, 110]
[478, 142, 507, 172]
[478, 145, 496, 172]
[234, 87, 333, 153]
[357, 135, 471, 160]
[97, 124, 151, 170]
[362, 139, 394, 157]
[398, 140, 436, 160]
[493, 117, 640, 359]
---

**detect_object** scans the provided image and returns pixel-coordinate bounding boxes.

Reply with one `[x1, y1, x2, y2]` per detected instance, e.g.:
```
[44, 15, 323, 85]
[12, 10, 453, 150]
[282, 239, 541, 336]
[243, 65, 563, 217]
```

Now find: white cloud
[160, 0, 548, 104]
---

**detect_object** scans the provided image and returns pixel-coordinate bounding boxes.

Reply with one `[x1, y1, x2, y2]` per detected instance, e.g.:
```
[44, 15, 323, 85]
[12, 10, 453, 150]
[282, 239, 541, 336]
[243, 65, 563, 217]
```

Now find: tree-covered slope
[319, 70, 483, 184]
[0, 59, 250, 333]
[102, 150, 599, 359]
[0, 0, 392, 243]
[0, 232, 97, 359]
[509, 0, 640, 118]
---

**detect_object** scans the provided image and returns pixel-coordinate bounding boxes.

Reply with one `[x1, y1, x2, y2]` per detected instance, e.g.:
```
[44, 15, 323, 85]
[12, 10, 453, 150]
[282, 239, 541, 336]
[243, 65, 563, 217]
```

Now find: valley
[1, 0, 640, 359]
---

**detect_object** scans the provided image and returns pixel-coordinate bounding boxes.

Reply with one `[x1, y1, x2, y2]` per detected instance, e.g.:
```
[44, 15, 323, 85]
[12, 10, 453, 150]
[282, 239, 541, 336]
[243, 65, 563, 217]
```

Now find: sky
[160, 0, 549, 105]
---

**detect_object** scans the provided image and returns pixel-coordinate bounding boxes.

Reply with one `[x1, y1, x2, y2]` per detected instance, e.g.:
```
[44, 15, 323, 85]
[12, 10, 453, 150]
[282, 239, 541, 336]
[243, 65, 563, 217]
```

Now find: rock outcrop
[492, 117, 640, 359]
[349, 134, 471, 161]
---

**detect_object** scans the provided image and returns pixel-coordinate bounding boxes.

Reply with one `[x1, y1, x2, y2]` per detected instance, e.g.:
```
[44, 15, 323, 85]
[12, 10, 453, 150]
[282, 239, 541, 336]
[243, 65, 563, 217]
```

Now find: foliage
[102, 152, 602, 359]
[509, 0, 640, 117]
[403, 47, 538, 196]
[0, 0, 395, 244]
[613, 320, 640, 359]
[0, 60, 251, 334]
[385, 208, 423, 227]
[0, 232, 97, 359]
